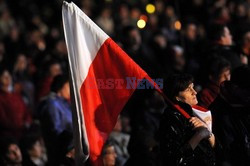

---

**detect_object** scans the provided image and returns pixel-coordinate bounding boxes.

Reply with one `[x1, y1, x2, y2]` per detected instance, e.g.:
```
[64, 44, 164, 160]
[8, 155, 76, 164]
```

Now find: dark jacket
[209, 81, 250, 166]
[159, 102, 215, 166]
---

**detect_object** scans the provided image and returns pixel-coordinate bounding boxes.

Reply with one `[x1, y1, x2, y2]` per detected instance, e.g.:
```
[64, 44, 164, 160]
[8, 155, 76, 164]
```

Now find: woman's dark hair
[50, 74, 69, 93]
[163, 73, 194, 101]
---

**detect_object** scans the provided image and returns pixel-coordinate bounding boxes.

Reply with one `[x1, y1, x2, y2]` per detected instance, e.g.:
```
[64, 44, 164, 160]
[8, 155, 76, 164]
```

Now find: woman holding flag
[159, 73, 215, 166]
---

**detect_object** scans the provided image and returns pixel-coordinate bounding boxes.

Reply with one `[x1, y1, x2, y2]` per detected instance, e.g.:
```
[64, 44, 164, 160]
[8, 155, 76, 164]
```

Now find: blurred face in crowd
[66, 148, 75, 159]
[217, 68, 231, 85]
[220, 7, 230, 22]
[59, 81, 70, 101]
[28, 141, 43, 159]
[154, 34, 167, 49]
[129, 29, 141, 49]
[119, 4, 129, 19]
[56, 40, 67, 55]
[165, 6, 175, 17]
[155, 0, 164, 13]
[0, 70, 12, 87]
[237, 4, 246, 17]
[221, 27, 232, 46]
[10, 27, 19, 41]
[176, 83, 198, 106]
[243, 32, 250, 49]
[103, 145, 117, 166]
[49, 63, 62, 77]
[15, 54, 27, 72]
[0, 42, 5, 55]
[186, 24, 197, 41]
[172, 46, 186, 72]
[6, 144, 22, 165]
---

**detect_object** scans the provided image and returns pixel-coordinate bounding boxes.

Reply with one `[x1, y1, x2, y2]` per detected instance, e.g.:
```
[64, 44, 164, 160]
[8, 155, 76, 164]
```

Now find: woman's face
[0, 70, 12, 87]
[176, 83, 198, 106]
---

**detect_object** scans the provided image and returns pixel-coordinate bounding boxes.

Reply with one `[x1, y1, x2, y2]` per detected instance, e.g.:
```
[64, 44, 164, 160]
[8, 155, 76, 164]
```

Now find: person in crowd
[1, 1, 250, 166]
[237, 30, 250, 65]
[125, 89, 165, 166]
[150, 31, 169, 76]
[165, 45, 186, 75]
[159, 73, 215, 166]
[95, 7, 114, 36]
[37, 74, 72, 165]
[0, 68, 32, 139]
[209, 65, 250, 166]
[36, 60, 62, 101]
[0, 41, 6, 66]
[182, 22, 198, 61]
[109, 116, 130, 166]
[20, 135, 47, 166]
[121, 25, 158, 77]
[0, 137, 23, 166]
[56, 130, 75, 166]
[102, 140, 117, 166]
[207, 24, 242, 69]
[198, 57, 231, 108]
[13, 54, 35, 112]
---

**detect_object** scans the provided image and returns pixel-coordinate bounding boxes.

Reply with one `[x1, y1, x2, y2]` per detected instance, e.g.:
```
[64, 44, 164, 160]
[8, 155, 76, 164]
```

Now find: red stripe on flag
[192, 105, 208, 112]
[80, 38, 148, 165]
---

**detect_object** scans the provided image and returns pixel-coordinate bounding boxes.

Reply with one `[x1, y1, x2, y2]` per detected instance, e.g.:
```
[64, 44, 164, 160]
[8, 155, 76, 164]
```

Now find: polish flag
[62, 2, 160, 165]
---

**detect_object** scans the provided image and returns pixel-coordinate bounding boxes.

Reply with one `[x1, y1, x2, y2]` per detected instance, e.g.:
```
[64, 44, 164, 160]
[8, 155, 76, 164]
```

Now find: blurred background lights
[140, 15, 148, 22]
[146, 4, 155, 14]
[174, 20, 181, 30]
[137, 19, 146, 29]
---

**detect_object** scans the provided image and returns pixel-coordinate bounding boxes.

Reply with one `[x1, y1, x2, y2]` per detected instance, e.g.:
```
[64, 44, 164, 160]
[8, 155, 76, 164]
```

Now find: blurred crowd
[0, 0, 250, 165]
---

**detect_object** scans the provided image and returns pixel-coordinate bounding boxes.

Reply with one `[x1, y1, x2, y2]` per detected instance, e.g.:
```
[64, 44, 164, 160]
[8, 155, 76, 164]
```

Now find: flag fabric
[192, 105, 212, 132]
[62, 1, 160, 165]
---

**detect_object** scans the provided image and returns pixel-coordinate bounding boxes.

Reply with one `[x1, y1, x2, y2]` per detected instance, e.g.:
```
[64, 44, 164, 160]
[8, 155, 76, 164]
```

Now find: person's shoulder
[209, 95, 228, 114]
[162, 104, 188, 123]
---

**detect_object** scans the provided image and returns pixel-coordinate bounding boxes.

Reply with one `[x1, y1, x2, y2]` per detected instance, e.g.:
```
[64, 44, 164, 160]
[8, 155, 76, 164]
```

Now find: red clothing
[37, 76, 53, 101]
[198, 82, 220, 109]
[0, 90, 32, 139]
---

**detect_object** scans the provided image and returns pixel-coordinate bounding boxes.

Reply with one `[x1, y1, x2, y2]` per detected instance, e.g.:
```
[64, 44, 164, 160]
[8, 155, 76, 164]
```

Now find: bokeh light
[146, 4, 155, 14]
[174, 20, 181, 30]
[140, 15, 148, 22]
[137, 19, 146, 29]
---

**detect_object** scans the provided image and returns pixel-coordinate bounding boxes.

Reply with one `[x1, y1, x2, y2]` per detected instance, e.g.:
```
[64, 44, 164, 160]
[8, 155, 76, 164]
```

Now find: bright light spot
[174, 20, 181, 30]
[137, 19, 146, 29]
[140, 15, 148, 22]
[146, 4, 155, 14]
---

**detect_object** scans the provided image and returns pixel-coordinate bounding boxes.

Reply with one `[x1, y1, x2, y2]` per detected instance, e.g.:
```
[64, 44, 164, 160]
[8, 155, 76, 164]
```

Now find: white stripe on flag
[62, 1, 108, 164]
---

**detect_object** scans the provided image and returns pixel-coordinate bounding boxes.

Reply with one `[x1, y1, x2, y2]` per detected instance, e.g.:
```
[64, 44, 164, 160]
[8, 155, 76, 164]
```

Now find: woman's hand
[188, 117, 215, 148]
[189, 117, 208, 130]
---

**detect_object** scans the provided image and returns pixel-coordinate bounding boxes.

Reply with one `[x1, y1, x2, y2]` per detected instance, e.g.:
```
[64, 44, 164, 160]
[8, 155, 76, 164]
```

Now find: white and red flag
[62, 1, 160, 165]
